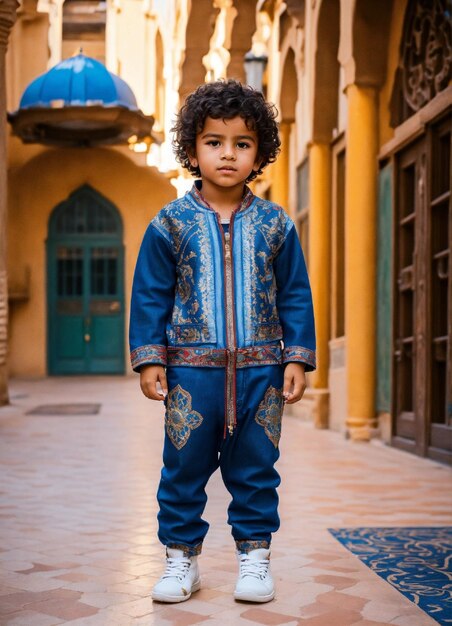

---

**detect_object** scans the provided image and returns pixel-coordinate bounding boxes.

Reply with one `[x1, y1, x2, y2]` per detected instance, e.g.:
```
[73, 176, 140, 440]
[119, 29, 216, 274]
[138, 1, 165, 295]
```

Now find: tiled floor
[0, 376, 451, 626]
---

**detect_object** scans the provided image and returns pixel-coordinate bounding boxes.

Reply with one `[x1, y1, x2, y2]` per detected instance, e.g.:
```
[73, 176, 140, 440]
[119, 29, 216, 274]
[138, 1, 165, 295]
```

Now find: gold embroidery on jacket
[153, 205, 216, 343]
[242, 202, 290, 343]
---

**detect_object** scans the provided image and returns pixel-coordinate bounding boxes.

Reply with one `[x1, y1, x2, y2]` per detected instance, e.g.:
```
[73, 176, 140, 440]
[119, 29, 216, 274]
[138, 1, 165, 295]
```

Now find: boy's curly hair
[172, 80, 280, 182]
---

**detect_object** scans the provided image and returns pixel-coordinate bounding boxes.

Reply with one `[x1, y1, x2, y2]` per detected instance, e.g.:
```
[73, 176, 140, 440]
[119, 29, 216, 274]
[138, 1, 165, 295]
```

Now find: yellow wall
[7, 147, 175, 377]
[6, 13, 49, 114]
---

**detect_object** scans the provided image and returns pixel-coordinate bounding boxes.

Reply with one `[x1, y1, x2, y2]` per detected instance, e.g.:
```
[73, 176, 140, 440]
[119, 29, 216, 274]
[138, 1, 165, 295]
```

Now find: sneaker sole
[234, 589, 275, 603]
[152, 579, 201, 603]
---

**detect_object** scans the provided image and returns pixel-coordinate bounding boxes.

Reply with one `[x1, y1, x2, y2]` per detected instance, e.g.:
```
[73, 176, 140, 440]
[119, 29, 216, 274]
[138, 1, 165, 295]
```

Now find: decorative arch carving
[390, 0, 452, 127]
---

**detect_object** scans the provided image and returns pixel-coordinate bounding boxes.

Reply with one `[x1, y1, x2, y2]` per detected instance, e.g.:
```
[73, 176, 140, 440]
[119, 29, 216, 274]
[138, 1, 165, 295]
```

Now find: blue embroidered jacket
[129, 183, 316, 374]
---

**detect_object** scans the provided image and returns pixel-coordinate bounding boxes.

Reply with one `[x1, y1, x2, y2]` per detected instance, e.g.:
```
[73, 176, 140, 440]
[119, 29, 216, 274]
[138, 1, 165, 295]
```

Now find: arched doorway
[47, 185, 125, 375]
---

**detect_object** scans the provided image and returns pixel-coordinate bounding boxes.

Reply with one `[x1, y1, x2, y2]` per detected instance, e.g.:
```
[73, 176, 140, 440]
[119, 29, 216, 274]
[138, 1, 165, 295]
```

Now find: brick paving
[0, 376, 451, 625]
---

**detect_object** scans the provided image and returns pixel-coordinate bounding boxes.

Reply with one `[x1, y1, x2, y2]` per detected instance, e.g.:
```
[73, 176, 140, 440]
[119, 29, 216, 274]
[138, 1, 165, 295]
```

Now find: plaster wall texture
[6, 13, 49, 113]
[61, 40, 105, 64]
[112, 0, 148, 109]
[328, 367, 347, 434]
[7, 147, 175, 377]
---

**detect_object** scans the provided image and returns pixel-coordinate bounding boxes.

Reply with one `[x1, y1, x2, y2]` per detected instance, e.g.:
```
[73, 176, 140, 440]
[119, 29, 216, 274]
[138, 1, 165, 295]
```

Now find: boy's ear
[188, 150, 198, 168]
[253, 156, 263, 172]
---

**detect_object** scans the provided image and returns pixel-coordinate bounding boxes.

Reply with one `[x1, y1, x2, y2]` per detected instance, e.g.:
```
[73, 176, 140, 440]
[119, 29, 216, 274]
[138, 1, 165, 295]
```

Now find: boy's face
[189, 116, 261, 191]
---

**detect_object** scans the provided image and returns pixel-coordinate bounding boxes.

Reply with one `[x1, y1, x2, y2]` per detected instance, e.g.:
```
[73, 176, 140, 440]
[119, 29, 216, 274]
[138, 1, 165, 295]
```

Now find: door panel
[91, 316, 123, 358]
[50, 246, 87, 373]
[47, 186, 125, 375]
[427, 118, 452, 462]
[87, 246, 124, 372]
[393, 144, 420, 450]
[49, 243, 124, 374]
[392, 112, 452, 464]
[56, 317, 85, 360]
[376, 163, 393, 414]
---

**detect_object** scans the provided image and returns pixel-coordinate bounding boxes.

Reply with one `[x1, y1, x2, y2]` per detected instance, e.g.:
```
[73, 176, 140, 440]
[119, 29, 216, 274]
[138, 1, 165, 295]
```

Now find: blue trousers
[157, 364, 285, 556]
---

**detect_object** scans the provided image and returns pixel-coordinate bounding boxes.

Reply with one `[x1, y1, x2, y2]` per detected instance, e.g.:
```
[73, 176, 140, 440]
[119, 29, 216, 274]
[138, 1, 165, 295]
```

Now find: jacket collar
[188, 180, 254, 214]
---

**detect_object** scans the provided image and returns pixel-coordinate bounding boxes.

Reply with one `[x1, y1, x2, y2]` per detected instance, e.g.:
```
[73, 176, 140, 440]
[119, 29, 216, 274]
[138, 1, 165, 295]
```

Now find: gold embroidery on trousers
[165, 385, 203, 450]
[254, 386, 284, 447]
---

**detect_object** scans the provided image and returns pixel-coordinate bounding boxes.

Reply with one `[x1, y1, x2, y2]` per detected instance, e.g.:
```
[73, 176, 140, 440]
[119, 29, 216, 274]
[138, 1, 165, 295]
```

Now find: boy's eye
[237, 142, 250, 149]
[206, 140, 220, 147]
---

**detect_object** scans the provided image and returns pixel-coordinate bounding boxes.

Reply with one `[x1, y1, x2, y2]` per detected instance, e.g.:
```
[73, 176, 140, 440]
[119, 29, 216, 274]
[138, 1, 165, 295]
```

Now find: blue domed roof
[19, 53, 139, 111]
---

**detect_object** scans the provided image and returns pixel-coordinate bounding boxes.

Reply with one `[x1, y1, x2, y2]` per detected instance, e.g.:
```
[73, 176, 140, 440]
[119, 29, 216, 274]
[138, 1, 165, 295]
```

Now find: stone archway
[352, 0, 393, 88]
[271, 45, 298, 212]
[311, 0, 340, 143]
[227, 0, 257, 82]
[179, 0, 219, 101]
[280, 46, 298, 124]
[337, 0, 394, 92]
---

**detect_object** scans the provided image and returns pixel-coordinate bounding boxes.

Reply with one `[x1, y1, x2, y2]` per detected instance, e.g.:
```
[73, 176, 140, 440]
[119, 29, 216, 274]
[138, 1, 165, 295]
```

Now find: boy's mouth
[217, 166, 237, 172]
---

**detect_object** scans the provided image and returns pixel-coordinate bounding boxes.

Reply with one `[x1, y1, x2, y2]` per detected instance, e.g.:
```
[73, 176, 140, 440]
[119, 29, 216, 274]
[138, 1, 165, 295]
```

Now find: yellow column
[270, 121, 290, 210]
[344, 84, 378, 440]
[308, 142, 331, 428]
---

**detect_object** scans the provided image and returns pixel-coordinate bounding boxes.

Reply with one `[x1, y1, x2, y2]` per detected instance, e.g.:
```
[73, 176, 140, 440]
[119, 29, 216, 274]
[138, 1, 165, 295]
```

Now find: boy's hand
[140, 364, 168, 401]
[283, 362, 307, 404]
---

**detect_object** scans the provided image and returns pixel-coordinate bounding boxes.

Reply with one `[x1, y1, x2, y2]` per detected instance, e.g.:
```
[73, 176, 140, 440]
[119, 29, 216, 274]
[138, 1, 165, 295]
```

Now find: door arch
[47, 185, 125, 374]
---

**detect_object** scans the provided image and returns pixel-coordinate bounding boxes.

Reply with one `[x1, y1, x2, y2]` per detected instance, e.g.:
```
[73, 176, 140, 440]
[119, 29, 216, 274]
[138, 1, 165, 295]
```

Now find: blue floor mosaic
[329, 527, 452, 625]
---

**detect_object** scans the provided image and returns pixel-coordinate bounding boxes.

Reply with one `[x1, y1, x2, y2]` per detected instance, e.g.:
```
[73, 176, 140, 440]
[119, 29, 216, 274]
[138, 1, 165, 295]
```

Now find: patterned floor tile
[0, 377, 450, 625]
[329, 527, 452, 625]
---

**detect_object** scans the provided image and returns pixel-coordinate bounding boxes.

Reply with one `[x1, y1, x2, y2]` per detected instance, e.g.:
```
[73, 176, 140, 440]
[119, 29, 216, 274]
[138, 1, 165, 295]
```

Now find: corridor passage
[0, 377, 450, 625]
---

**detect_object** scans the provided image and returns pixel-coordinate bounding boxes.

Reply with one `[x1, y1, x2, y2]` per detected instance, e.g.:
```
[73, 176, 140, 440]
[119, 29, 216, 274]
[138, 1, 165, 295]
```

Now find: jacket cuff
[282, 346, 316, 371]
[130, 344, 167, 371]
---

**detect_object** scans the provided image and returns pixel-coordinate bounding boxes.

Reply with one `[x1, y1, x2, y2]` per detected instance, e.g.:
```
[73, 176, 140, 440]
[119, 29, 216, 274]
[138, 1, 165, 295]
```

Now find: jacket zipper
[216, 212, 238, 436]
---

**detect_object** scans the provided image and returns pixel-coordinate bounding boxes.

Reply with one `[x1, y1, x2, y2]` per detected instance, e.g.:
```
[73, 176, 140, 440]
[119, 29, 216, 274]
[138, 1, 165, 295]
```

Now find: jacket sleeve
[274, 222, 316, 371]
[129, 221, 176, 371]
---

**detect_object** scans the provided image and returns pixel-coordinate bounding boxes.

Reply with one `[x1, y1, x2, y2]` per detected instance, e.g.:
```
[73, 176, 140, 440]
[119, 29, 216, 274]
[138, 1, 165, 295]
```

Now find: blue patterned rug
[329, 527, 452, 625]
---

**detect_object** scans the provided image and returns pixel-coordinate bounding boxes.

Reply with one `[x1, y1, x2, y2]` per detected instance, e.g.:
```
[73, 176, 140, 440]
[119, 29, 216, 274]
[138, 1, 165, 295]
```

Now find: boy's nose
[220, 142, 236, 160]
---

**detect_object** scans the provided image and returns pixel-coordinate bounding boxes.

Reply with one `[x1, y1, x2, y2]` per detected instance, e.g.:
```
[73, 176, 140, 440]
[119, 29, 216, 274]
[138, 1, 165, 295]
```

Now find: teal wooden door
[376, 162, 393, 414]
[47, 186, 125, 375]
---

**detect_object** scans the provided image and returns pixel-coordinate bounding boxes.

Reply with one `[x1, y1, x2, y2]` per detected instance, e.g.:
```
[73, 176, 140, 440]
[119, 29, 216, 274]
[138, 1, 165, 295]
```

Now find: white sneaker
[234, 548, 275, 602]
[152, 548, 201, 602]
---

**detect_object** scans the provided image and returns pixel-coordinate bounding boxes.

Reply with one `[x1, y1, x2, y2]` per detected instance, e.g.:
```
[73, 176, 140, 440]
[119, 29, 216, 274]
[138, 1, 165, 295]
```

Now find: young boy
[129, 80, 316, 604]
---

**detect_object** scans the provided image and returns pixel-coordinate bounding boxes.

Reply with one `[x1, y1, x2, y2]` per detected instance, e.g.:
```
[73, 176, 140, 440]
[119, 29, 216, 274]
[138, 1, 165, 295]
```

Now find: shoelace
[162, 557, 191, 581]
[239, 555, 270, 580]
